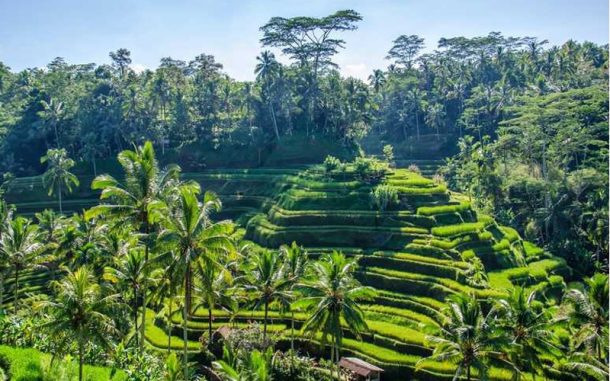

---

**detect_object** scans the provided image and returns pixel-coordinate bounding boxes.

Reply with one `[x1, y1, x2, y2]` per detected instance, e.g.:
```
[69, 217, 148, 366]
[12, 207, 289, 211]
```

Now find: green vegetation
[0, 345, 126, 381]
[0, 5, 607, 381]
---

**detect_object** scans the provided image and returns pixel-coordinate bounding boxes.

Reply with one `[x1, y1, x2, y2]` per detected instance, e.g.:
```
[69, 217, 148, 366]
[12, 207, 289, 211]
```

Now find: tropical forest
[0, 4, 607, 381]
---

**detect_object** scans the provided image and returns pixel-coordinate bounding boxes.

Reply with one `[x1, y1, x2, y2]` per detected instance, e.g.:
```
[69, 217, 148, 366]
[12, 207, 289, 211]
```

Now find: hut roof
[339, 357, 384, 377]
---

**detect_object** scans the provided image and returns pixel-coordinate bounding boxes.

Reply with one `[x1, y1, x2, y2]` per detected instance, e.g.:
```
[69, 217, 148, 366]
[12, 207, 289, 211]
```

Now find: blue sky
[0, 0, 607, 81]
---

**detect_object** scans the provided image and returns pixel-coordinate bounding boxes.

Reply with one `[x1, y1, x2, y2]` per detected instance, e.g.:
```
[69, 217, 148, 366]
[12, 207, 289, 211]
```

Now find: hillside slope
[4, 165, 570, 380]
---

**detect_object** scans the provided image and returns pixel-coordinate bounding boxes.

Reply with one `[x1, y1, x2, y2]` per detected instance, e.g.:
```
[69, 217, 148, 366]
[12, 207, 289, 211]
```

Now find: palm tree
[0, 216, 42, 312]
[562, 273, 608, 362]
[406, 88, 422, 141]
[245, 249, 292, 342]
[103, 247, 153, 349]
[294, 251, 375, 379]
[157, 184, 233, 379]
[86, 141, 180, 351]
[418, 294, 512, 381]
[35, 209, 64, 243]
[368, 69, 386, 93]
[255, 50, 281, 141]
[280, 242, 309, 352]
[496, 287, 561, 380]
[154, 260, 182, 353]
[562, 351, 609, 381]
[425, 102, 446, 139]
[41, 148, 79, 214]
[38, 98, 64, 148]
[38, 266, 120, 381]
[194, 257, 235, 342]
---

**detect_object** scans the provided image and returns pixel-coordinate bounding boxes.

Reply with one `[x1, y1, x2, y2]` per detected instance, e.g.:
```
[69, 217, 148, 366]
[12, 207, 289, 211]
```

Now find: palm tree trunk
[415, 109, 420, 141]
[208, 307, 213, 343]
[183, 271, 189, 381]
[167, 300, 172, 353]
[263, 300, 269, 342]
[92, 154, 97, 177]
[334, 335, 340, 381]
[13, 267, 19, 312]
[290, 310, 295, 353]
[467, 365, 471, 381]
[139, 223, 150, 353]
[133, 291, 139, 348]
[58, 182, 63, 214]
[78, 336, 84, 381]
[185, 263, 192, 315]
[269, 103, 280, 142]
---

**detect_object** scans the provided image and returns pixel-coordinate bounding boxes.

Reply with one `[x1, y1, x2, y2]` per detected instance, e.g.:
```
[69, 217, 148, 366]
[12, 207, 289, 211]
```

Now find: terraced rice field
[4, 166, 570, 380]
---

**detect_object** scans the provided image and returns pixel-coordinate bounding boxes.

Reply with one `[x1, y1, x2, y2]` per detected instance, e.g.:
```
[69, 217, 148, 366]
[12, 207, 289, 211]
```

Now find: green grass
[0, 345, 126, 381]
[416, 202, 471, 216]
[431, 221, 492, 237]
[144, 309, 200, 351]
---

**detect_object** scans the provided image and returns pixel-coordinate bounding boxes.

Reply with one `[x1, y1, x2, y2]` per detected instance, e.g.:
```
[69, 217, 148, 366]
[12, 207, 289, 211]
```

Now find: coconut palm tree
[294, 251, 375, 379]
[255, 50, 281, 141]
[245, 249, 292, 342]
[103, 247, 153, 348]
[194, 257, 235, 342]
[35, 209, 64, 243]
[154, 260, 182, 353]
[280, 241, 309, 352]
[156, 184, 233, 379]
[368, 69, 386, 93]
[86, 140, 181, 351]
[38, 266, 120, 381]
[562, 351, 609, 381]
[0, 216, 43, 312]
[41, 148, 79, 214]
[496, 287, 561, 380]
[562, 273, 609, 362]
[418, 294, 513, 381]
[425, 102, 446, 139]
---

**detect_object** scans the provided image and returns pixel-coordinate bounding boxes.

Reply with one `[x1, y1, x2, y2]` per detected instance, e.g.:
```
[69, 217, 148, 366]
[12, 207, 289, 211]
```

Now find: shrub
[370, 185, 399, 211]
[353, 156, 389, 182]
[323, 155, 342, 173]
[382, 144, 395, 166]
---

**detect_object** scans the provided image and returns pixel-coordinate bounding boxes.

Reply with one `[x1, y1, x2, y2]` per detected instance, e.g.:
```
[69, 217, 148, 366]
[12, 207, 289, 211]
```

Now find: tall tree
[103, 247, 151, 349]
[294, 251, 375, 379]
[41, 148, 79, 214]
[38, 266, 120, 381]
[0, 216, 42, 312]
[260, 10, 362, 133]
[156, 184, 233, 379]
[280, 241, 309, 353]
[387, 35, 425, 69]
[496, 287, 561, 379]
[419, 294, 513, 381]
[86, 141, 180, 352]
[562, 273, 609, 362]
[255, 51, 281, 141]
[109, 48, 132, 78]
[244, 249, 292, 342]
[194, 257, 235, 342]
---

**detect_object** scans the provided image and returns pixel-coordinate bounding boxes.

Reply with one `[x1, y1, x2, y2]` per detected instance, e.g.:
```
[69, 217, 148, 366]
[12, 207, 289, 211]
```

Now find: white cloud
[340, 63, 369, 81]
[131, 63, 148, 73]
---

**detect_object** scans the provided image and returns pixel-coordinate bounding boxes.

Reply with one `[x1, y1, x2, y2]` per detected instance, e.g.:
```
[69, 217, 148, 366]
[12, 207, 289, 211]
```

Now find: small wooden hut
[339, 357, 384, 381]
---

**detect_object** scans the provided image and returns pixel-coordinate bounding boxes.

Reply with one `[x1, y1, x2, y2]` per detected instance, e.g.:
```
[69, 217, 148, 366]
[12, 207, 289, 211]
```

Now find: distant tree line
[0, 10, 607, 274]
[0, 10, 606, 176]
